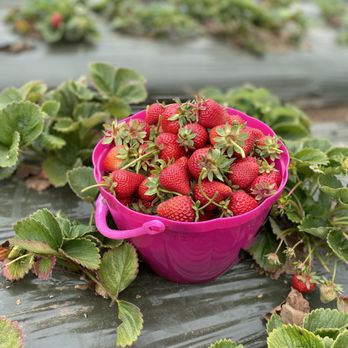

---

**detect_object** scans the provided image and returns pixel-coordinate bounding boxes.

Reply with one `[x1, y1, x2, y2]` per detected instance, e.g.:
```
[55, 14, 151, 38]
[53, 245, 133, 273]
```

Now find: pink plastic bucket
[93, 107, 290, 284]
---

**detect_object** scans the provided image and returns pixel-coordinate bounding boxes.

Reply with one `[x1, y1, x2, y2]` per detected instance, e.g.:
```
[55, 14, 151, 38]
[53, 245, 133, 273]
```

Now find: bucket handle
[95, 195, 165, 240]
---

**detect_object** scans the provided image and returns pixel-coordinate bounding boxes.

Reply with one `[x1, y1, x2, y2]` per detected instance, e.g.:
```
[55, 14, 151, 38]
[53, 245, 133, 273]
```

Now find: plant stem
[287, 180, 302, 197]
[5, 253, 32, 266]
[198, 168, 222, 208]
[121, 150, 158, 171]
[314, 250, 331, 274]
[159, 188, 182, 196]
[89, 204, 95, 226]
[275, 239, 284, 254]
[332, 259, 338, 282]
[230, 140, 245, 158]
[81, 182, 108, 193]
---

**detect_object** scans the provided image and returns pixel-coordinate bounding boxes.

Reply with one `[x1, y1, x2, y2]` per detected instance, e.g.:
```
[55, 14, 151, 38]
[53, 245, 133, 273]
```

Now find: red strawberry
[198, 210, 218, 221]
[227, 114, 246, 125]
[197, 98, 227, 128]
[265, 171, 282, 186]
[161, 103, 180, 134]
[146, 103, 165, 125]
[50, 12, 63, 29]
[178, 123, 208, 150]
[235, 128, 255, 158]
[156, 133, 185, 162]
[188, 147, 231, 181]
[255, 135, 282, 161]
[250, 128, 264, 142]
[119, 197, 132, 206]
[128, 119, 150, 140]
[157, 196, 195, 222]
[110, 170, 145, 199]
[159, 157, 190, 195]
[250, 174, 278, 201]
[193, 181, 232, 211]
[175, 156, 189, 170]
[228, 190, 258, 215]
[138, 177, 156, 201]
[102, 146, 124, 173]
[188, 147, 210, 179]
[229, 156, 259, 189]
[292, 274, 316, 294]
[209, 125, 223, 146]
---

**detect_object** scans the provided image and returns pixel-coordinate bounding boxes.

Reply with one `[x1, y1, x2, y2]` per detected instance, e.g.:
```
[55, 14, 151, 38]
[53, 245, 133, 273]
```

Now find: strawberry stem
[121, 150, 158, 171]
[81, 182, 108, 193]
[159, 188, 182, 196]
[5, 253, 32, 266]
[230, 140, 245, 158]
[287, 180, 302, 197]
[199, 192, 218, 211]
[332, 259, 338, 282]
[198, 168, 223, 209]
[314, 250, 331, 274]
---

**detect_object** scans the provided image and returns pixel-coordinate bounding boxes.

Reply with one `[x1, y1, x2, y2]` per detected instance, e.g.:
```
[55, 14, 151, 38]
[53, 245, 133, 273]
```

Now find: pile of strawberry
[99, 98, 283, 222]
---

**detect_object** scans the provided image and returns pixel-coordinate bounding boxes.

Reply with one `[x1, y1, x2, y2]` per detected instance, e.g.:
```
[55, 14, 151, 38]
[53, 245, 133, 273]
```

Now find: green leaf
[116, 300, 143, 348]
[53, 117, 79, 133]
[2, 254, 34, 281]
[36, 133, 66, 150]
[318, 175, 343, 198]
[0, 101, 44, 147]
[332, 330, 348, 348]
[42, 156, 74, 187]
[327, 230, 348, 264]
[295, 148, 329, 167]
[299, 216, 332, 239]
[0, 164, 18, 180]
[69, 78, 95, 100]
[304, 309, 348, 332]
[80, 112, 109, 129]
[208, 338, 244, 348]
[303, 138, 332, 153]
[73, 102, 100, 120]
[31, 209, 63, 248]
[98, 243, 138, 297]
[0, 131, 20, 168]
[41, 100, 60, 117]
[267, 325, 325, 348]
[59, 239, 100, 270]
[338, 189, 348, 208]
[32, 256, 56, 280]
[66, 224, 95, 239]
[89, 62, 117, 96]
[14, 215, 61, 251]
[272, 123, 310, 141]
[114, 68, 147, 103]
[326, 147, 348, 163]
[269, 217, 284, 238]
[0, 87, 23, 108]
[267, 314, 284, 334]
[320, 336, 335, 348]
[67, 167, 98, 202]
[315, 328, 341, 340]
[10, 239, 57, 255]
[20, 80, 47, 102]
[247, 226, 284, 272]
[103, 96, 131, 118]
[0, 316, 24, 348]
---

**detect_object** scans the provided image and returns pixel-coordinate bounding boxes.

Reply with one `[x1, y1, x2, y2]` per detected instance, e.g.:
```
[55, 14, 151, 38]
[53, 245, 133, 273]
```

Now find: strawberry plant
[0, 316, 24, 348]
[5, 0, 99, 43]
[0, 62, 147, 187]
[201, 84, 348, 303]
[1, 167, 143, 347]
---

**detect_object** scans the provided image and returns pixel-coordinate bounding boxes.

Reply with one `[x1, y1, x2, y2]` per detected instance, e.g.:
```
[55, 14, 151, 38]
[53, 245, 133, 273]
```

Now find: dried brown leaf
[25, 176, 51, 192]
[337, 295, 348, 313]
[265, 288, 310, 327]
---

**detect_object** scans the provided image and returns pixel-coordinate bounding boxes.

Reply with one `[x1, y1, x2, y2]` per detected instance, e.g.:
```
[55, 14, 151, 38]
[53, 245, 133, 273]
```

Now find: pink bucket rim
[93, 107, 290, 226]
